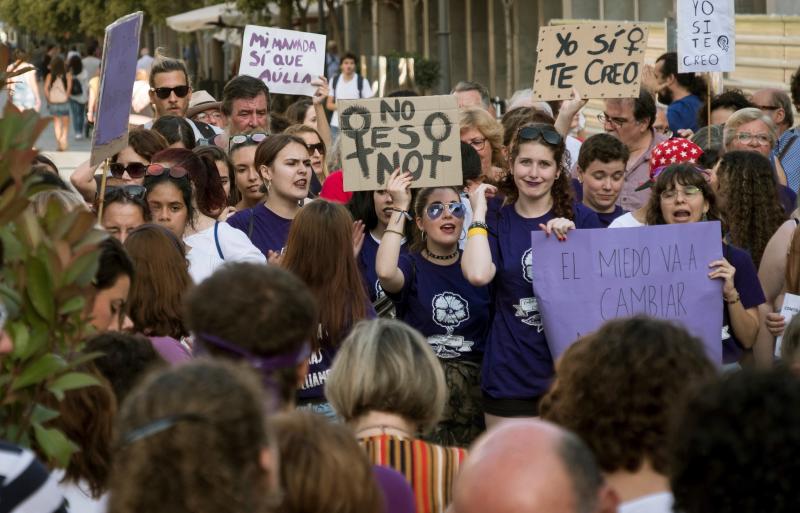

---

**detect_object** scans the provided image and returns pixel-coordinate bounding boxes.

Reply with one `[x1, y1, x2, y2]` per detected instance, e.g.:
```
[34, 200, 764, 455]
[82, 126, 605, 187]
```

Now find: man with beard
[646, 52, 707, 134]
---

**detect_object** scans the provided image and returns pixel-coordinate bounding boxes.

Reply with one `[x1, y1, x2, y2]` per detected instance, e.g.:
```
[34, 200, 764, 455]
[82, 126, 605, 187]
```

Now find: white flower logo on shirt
[522, 248, 534, 283]
[428, 292, 474, 359]
[375, 279, 385, 299]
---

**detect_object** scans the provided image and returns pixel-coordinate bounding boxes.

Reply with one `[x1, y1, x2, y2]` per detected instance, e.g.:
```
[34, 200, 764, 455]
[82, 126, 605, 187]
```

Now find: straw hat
[187, 90, 222, 118]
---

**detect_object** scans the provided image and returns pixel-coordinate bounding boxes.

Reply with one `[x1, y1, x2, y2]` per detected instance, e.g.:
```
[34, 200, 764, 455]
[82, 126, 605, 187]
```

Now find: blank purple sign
[531, 222, 724, 363]
[91, 12, 142, 166]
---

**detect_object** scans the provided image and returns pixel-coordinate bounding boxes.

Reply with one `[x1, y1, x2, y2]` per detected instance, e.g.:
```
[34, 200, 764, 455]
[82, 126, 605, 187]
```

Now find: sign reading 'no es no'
[339, 95, 462, 192]
[533, 23, 649, 100]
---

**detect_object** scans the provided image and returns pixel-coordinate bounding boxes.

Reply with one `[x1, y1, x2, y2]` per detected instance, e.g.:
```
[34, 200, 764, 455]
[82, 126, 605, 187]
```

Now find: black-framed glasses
[597, 113, 634, 128]
[467, 137, 487, 151]
[105, 184, 146, 200]
[426, 201, 466, 220]
[307, 142, 325, 155]
[109, 162, 148, 179]
[228, 132, 269, 153]
[518, 125, 562, 145]
[146, 164, 188, 179]
[151, 86, 190, 99]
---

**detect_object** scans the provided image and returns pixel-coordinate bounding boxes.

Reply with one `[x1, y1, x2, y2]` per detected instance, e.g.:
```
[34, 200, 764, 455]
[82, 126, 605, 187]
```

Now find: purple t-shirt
[779, 184, 796, 217]
[149, 336, 192, 365]
[596, 205, 628, 227]
[227, 204, 292, 255]
[391, 252, 490, 362]
[359, 232, 408, 303]
[721, 244, 766, 363]
[372, 465, 416, 513]
[484, 199, 603, 400]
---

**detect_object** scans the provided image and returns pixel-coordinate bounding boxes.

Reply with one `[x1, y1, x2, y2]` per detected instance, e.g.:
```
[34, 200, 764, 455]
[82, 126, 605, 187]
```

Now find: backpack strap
[357, 74, 364, 99]
[332, 74, 340, 98]
[214, 221, 224, 260]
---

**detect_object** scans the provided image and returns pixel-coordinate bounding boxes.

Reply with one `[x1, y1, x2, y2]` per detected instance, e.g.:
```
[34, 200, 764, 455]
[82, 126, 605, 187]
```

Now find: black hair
[221, 75, 270, 117]
[84, 332, 164, 404]
[94, 237, 135, 290]
[151, 115, 196, 149]
[32, 154, 59, 173]
[632, 88, 657, 129]
[698, 89, 752, 128]
[101, 188, 151, 222]
[657, 52, 708, 101]
[576, 133, 630, 171]
[386, 89, 420, 97]
[142, 173, 195, 230]
[341, 52, 358, 64]
[461, 142, 482, 184]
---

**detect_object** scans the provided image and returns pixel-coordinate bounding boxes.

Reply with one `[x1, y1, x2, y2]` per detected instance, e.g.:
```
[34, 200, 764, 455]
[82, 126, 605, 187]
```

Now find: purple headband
[194, 332, 310, 371]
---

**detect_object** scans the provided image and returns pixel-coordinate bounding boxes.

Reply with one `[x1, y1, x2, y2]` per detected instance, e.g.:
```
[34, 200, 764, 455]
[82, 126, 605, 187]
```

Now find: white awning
[166, 3, 246, 33]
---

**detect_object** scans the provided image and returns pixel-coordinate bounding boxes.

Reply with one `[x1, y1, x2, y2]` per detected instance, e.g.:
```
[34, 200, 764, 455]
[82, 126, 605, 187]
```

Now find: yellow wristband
[467, 227, 488, 238]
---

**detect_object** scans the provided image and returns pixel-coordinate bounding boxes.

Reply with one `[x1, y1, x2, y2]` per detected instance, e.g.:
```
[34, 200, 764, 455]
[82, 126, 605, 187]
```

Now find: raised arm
[375, 170, 413, 294]
[554, 87, 587, 138]
[70, 160, 100, 201]
[461, 183, 497, 286]
[310, 76, 332, 151]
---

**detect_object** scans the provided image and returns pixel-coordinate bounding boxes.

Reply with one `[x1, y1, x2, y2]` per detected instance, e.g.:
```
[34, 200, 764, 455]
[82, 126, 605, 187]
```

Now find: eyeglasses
[598, 113, 635, 128]
[146, 164, 188, 179]
[228, 132, 269, 153]
[426, 201, 466, 220]
[195, 111, 223, 122]
[518, 126, 562, 145]
[306, 142, 325, 155]
[754, 104, 780, 111]
[467, 137, 487, 151]
[109, 162, 148, 179]
[660, 185, 702, 201]
[105, 184, 146, 200]
[735, 132, 771, 146]
[151, 86, 190, 99]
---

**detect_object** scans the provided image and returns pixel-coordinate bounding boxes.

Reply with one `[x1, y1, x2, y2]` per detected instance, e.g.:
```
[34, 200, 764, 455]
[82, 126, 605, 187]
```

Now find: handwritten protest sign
[531, 223, 724, 363]
[339, 95, 462, 192]
[677, 0, 735, 73]
[90, 12, 142, 167]
[533, 23, 648, 100]
[775, 293, 800, 357]
[238, 25, 326, 97]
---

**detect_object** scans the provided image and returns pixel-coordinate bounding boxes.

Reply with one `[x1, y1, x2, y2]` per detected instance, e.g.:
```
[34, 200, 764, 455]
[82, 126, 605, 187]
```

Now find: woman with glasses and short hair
[70, 128, 169, 201]
[461, 122, 602, 427]
[645, 163, 765, 366]
[459, 107, 505, 183]
[375, 171, 490, 447]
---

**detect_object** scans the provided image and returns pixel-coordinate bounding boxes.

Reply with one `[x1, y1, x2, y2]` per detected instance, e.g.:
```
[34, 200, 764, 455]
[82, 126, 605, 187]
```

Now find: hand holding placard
[533, 23, 649, 101]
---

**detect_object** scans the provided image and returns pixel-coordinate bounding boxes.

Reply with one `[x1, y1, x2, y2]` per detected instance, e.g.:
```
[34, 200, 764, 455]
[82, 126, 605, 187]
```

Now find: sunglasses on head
[104, 184, 146, 200]
[151, 85, 190, 99]
[306, 142, 325, 155]
[145, 163, 188, 179]
[518, 126, 563, 145]
[109, 162, 148, 179]
[426, 201, 466, 220]
[229, 132, 269, 153]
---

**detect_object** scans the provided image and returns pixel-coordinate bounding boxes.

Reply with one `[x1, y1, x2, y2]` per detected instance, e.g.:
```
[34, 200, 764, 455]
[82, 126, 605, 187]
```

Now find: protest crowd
[4, 13, 800, 513]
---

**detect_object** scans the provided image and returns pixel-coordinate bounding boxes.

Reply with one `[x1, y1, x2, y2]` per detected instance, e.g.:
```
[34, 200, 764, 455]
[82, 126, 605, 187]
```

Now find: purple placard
[531, 222, 724, 363]
[90, 12, 142, 166]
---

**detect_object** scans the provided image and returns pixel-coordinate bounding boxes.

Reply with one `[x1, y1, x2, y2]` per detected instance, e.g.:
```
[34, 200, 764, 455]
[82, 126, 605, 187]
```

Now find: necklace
[355, 424, 415, 439]
[425, 247, 459, 261]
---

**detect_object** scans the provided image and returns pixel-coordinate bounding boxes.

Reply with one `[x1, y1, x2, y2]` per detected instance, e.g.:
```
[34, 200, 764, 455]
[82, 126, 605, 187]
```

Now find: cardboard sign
[339, 95, 462, 192]
[677, 0, 735, 73]
[90, 12, 143, 167]
[775, 293, 800, 357]
[533, 23, 649, 100]
[531, 222, 724, 363]
[238, 25, 326, 96]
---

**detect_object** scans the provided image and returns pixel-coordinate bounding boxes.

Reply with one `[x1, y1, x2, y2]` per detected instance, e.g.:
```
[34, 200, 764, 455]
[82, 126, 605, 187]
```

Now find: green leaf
[31, 403, 60, 424]
[47, 372, 100, 401]
[63, 251, 100, 288]
[33, 423, 78, 468]
[8, 323, 31, 359]
[66, 351, 103, 369]
[27, 257, 55, 321]
[58, 296, 85, 316]
[11, 354, 67, 390]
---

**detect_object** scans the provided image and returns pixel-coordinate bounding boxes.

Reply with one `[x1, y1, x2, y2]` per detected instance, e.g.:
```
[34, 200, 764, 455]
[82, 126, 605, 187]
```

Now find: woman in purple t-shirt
[376, 171, 490, 446]
[227, 134, 312, 259]
[646, 163, 765, 366]
[462, 123, 602, 427]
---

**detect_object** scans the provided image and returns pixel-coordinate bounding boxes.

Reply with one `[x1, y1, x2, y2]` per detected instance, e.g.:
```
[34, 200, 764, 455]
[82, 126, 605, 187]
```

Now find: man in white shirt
[326, 52, 374, 139]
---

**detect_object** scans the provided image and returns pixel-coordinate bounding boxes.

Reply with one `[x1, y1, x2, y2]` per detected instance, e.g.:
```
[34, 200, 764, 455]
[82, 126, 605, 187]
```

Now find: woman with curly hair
[645, 163, 765, 365]
[376, 172, 490, 446]
[541, 316, 715, 513]
[714, 151, 786, 267]
[461, 122, 602, 426]
[108, 359, 277, 513]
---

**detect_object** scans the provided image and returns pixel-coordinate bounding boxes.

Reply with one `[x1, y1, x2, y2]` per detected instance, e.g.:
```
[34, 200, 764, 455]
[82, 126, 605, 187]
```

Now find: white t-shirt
[330, 73, 374, 128]
[608, 212, 644, 228]
[619, 491, 673, 513]
[565, 135, 582, 171]
[51, 469, 108, 513]
[184, 222, 266, 284]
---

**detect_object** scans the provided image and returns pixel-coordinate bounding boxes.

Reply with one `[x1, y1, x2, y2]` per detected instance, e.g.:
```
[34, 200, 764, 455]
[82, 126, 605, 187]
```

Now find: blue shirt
[391, 252, 490, 362]
[667, 94, 703, 133]
[596, 205, 628, 227]
[774, 128, 800, 193]
[358, 232, 408, 303]
[484, 200, 603, 399]
[227, 203, 292, 256]
[721, 244, 766, 364]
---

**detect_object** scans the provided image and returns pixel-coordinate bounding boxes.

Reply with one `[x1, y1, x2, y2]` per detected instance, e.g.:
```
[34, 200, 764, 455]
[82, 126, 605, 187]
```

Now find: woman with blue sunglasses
[376, 169, 490, 447]
[461, 122, 602, 428]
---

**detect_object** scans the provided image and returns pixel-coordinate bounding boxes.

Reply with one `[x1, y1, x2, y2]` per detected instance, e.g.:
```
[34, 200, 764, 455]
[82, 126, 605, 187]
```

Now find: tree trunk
[279, 0, 294, 28]
[324, 0, 344, 52]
